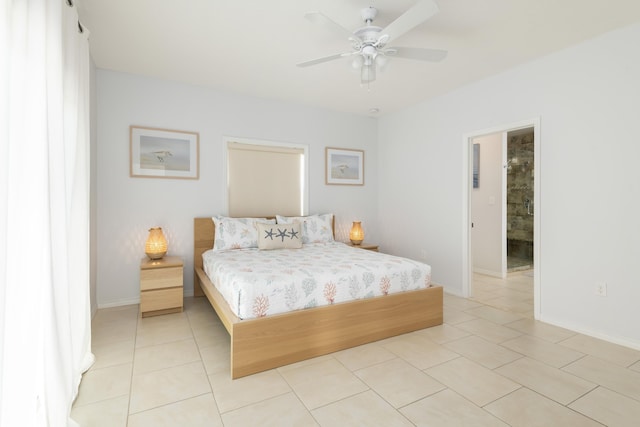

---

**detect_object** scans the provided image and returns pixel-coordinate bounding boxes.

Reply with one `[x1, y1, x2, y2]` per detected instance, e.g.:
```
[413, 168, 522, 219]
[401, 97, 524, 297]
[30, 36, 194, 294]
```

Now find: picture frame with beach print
[130, 126, 199, 179]
[325, 147, 364, 185]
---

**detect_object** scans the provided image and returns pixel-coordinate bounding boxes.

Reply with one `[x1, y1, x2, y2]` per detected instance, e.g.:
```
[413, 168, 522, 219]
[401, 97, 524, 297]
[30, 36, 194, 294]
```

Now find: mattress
[202, 242, 432, 320]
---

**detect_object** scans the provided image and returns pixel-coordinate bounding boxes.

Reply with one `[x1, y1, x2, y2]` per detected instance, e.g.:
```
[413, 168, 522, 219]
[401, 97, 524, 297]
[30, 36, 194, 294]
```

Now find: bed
[193, 216, 443, 379]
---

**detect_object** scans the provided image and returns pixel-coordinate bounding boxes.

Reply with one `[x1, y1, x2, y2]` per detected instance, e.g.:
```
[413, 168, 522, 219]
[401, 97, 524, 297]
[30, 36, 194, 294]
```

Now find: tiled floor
[73, 275, 640, 426]
[471, 270, 534, 318]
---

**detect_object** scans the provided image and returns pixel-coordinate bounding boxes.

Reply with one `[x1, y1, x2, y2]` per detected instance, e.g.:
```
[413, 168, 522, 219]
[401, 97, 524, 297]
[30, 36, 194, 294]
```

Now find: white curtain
[0, 1, 93, 426]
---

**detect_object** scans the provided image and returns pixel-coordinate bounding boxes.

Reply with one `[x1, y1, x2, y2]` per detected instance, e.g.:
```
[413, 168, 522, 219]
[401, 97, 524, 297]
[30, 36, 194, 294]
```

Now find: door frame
[462, 118, 541, 319]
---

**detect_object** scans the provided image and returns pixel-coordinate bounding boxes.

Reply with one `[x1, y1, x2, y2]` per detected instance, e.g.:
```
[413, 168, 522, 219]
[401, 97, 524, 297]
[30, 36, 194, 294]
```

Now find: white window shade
[227, 141, 305, 217]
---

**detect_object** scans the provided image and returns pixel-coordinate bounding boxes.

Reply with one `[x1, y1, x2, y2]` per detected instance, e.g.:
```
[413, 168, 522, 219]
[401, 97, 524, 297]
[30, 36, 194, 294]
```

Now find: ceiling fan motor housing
[355, 7, 384, 47]
[361, 6, 378, 23]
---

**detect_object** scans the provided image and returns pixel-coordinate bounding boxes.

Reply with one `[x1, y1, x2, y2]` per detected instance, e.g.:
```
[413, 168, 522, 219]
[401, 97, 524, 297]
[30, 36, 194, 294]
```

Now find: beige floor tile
[222, 392, 318, 427]
[485, 387, 603, 427]
[501, 335, 584, 368]
[133, 338, 201, 375]
[74, 363, 132, 407]
[311, 390, 414, 427]
[333, 342, 397, 371]
[129, 361, 211, 414]
[563, 355, 640, 401]
[456, 318, 522, 344]
[354, 358, 445, 408]
[504, 318, 576, 343]
[630, 360, 640, 373]
[472, 272, 534, 317]
[444, 335, 522, 369]
[91, 304, 139, 325]
[276, 354, 335, 373]
[481, 296, 534, 316]
[279, 358, 368, 410]
[495, 357, 596, 405]
[569, 386, 640, 427]
[189, 313, 226, 331]
[559, 334, 640, 367]
[210, 369, 291, 413]
[471, 289, 501, 302]
[193, 331, 229, 350]
[127, 393, 223, 427]
[464, 305, 524, 325]
[443, 308, 478, 325]
[443, 294, 484, 311]
[91, 319, 137, 347]
[199, 341, 231, 375]
[135, 313, 193, 348]
[381, 333, 460, 370]
[71, 395, 129, 427]
[400, 389, 509, 427]
[191, 323, 229, 349]
[485, 286, 531, 301]
[90, 339, 135, 371]
[416, 323, 471, 344]
[186, 305, 221, 325]
[425, 357, 520, 406]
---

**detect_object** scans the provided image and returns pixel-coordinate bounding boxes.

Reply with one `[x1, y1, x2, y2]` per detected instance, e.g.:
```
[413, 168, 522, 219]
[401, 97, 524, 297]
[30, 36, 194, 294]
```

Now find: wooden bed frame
[193, 217, 443, 379]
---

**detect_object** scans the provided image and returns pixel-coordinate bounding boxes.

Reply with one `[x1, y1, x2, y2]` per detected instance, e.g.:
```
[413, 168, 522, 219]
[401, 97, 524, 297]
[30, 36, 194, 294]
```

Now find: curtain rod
[65, 0, 85, 34]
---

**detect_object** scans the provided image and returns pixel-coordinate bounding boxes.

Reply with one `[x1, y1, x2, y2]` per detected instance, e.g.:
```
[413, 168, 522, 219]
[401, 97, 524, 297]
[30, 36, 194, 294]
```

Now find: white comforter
[202, 242, 432, 320]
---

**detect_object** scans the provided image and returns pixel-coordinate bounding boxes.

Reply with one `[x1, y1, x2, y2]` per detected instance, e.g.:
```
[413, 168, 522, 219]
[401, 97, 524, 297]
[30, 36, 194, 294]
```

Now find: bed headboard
[193, 215, 336, 272]
[193, 216, 336, 295]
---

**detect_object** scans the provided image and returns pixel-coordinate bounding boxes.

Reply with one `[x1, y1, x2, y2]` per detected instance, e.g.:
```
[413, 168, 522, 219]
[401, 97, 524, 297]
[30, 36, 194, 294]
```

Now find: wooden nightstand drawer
[140, 287, 183, 315]
[140, 266, 182, 291]
[140, 256, 184, 317]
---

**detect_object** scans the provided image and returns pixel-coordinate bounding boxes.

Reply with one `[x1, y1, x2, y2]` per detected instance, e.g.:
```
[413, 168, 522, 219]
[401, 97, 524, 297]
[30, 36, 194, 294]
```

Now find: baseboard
[97, 297, 140, 310]
[97, 290, 195, 310]
[539, 314, 640, 352]
[473, 268, 505, 278]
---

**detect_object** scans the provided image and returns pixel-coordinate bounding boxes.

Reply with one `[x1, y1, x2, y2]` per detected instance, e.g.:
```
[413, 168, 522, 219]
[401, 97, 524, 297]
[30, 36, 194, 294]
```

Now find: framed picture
[325, 147, 364, 185]
[130, 126, 199, 179]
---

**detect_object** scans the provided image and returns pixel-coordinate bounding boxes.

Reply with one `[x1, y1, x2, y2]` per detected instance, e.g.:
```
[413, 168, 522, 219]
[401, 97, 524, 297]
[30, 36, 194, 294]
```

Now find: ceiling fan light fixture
[361, 63, 376, 84]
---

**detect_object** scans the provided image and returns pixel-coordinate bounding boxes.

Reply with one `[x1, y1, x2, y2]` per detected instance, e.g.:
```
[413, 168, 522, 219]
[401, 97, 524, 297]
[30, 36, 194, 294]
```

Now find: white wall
[471, 133, 503, 277]
[96, 70, 378, 307]
[378, 23, 640, 349]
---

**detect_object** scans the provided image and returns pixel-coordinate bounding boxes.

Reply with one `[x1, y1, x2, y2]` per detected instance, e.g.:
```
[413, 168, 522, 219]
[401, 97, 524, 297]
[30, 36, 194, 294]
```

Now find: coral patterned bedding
[202, 242, 432, 320]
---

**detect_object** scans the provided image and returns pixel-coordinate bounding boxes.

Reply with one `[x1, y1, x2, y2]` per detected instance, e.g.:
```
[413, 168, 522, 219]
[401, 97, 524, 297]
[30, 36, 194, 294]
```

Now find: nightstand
[140, 256, 183, 317]
[346, 242, 379, 252]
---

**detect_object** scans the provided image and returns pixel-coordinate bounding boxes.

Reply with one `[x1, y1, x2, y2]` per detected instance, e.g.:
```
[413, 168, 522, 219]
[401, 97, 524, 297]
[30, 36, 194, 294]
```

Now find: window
[225, 138, 308, 217]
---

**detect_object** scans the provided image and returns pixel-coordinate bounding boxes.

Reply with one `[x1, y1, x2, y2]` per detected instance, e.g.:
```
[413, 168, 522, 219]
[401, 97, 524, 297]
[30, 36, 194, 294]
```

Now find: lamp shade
[145, 227, 167, 260]
[360, 63, 376, 84]
[349, 221, 364, 245]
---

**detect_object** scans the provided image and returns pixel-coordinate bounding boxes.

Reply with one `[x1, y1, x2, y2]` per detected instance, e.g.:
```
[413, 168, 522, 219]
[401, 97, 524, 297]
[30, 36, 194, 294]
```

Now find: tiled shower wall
[506, 130, 534, 262]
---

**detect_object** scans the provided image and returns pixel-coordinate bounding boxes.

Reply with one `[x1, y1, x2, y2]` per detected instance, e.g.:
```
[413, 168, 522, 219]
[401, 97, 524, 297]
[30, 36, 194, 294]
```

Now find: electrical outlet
[595, 282, 607, 297]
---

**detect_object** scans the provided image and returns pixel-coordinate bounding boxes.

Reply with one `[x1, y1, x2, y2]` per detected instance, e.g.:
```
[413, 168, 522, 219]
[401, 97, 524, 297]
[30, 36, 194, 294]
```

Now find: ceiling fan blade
[296, 52, 352, 68]
[304, 11, 358, 42]
[381, 0, 439, 43]
[384, 47, 447, 62]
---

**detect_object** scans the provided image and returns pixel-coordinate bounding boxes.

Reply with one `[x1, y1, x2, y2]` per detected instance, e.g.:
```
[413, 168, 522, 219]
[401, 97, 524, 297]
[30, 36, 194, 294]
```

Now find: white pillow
[256, 222, 303, 250]
[276, 213, 334, 244]
[212, 216, 275, 251]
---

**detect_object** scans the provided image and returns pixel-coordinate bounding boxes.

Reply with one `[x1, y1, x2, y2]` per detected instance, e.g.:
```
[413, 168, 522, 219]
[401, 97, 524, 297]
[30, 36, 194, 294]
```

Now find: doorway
[462, 118, 541, 319]
[505, 128, 535, 272]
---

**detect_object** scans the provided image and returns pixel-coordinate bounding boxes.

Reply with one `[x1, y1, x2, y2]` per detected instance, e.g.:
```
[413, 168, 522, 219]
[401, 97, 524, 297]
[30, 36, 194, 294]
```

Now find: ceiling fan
[297, 0, 447, 86]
